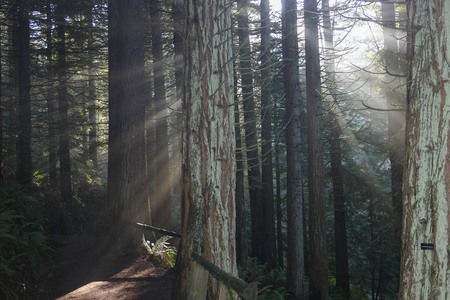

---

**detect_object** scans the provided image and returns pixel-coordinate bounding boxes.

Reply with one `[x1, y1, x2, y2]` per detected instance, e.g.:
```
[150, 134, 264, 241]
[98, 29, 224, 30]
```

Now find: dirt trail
[49, 235, 175, 300]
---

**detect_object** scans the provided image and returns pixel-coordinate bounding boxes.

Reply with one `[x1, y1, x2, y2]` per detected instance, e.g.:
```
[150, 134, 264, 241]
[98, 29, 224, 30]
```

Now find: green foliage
[328, 277, 370, 300]
[142, 235, 177, 269]
[239, 258, 290, 300]
[0, 185, 52, 299]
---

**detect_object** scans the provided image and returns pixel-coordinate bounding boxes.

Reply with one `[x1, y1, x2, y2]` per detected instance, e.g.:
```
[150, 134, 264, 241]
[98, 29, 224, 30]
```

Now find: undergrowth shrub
[239, 257, 290, 299]
[0, 185, 51, 299]
[328, 276, 370, 300]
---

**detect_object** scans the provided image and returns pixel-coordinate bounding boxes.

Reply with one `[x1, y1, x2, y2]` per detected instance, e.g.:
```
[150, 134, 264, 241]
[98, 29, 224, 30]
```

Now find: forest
[0, 0, 449, 299]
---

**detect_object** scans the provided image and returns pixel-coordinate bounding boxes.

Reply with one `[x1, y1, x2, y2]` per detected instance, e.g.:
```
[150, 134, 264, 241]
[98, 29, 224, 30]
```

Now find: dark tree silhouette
[17, 0, 32, 187]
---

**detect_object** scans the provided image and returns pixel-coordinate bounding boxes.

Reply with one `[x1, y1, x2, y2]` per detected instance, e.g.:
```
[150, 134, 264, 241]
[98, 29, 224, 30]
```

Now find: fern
[0, 185, 51, 299]
[142, 235, 177, 268]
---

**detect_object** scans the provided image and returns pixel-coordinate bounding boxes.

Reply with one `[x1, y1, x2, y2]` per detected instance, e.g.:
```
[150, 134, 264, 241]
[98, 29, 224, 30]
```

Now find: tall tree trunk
[399, 1, 450, 298]
[259, 0, 277, 269]
[282, 0, 305, 298]
[234, 66, 247, 264]
[0, 19, 3, 180]
[173, 0, 237, 298]
[45, 0, 58, 190]
[16, 0, 32, 187]
[305, 0, 328, 298]
[81, 86, 89, 159]
[56, 3, 73, 209]
[150, 0, 171, 230]
[329, 113, 350, 299]
[107, 0, 120, 229]
[87, 8, 98, 168]
[107, 0, 149, 251]
[171, 0, 184, 231]
[322, 0, 350, 297]
[381, 4, 405, 293]
[5, 3, 19, 178]
[274, 127, 283, 268]
[237, 0, 263, 262]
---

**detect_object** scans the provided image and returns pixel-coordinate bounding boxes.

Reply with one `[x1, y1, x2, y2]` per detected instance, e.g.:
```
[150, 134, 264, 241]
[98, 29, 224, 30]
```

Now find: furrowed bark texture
[399, 1, 450, 299]
[173, 0, 237, 299]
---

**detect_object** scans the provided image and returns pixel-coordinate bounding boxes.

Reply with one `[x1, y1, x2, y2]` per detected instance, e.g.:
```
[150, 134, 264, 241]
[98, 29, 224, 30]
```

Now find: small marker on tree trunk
[420, 243, 434, 250]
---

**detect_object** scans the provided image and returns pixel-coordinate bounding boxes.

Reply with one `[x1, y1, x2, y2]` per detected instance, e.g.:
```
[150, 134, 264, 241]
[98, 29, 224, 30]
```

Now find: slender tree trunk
[234, 66, 247, 264]
[274, 131, 283, 268]
[274, 102, 284, 268]
[6, 5, 16, 177]
[329, 113, 350, 299]
[56, 3, 73, 209]
[322, 0, 350, 297]
[369, 198, 376, 300]
[107, 0, 120, 229]
[16, 0, 32, 187]
[81, 86, 89, 159]
[259, 0, 277, 269]
[399, 1, 450, 298]
[237, 0, 263, 263]
[5, 4, 19, 178]
[87, 8, 98, 168]
[0, 20, 3, 180]
[305, 0, 328, 298]
[171, 0, 184, 231]
[45, 0, 58, 190]
[150, 0, 171, 230]
[173, 0, 237, 298]
[381, 2, 405, 295]
[282, 0, 305, 298]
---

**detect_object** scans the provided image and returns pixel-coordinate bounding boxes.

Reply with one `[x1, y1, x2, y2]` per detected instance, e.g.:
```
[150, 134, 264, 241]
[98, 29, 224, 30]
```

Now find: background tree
[381, 3, 406, 293]
[282, 0, 305, 298]
[86, 6, 98, 168]
[170, 0, 185, 233]
[16, 0, 32, 187]
[56, 1, 73, 212]
[399, 0, 450, 298]
[259, 0, 277, 269]
[150, 0, 171, 230]
[107, 0, 149, 251]
[234, 64, 247, 264]
[45, 0, 58, 190]
[322, 0, 350, 297]
[236, 0, 264, 263]
[304, 0, 328, 298]
[0, 15, 3, 180]
[173, 0, 237, 298]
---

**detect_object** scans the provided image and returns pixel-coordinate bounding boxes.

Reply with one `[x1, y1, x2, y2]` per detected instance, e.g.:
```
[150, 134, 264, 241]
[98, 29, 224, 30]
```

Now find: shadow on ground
[49, 235, 175, 300]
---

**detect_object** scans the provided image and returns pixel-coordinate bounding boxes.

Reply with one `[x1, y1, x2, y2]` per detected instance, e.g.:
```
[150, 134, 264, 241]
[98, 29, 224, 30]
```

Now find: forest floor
[48, 235, 175, 300]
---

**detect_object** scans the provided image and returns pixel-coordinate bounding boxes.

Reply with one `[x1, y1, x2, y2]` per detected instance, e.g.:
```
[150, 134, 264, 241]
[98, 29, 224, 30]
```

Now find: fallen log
[191, 252, 258, 300]
[133, 222, 182, 238]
